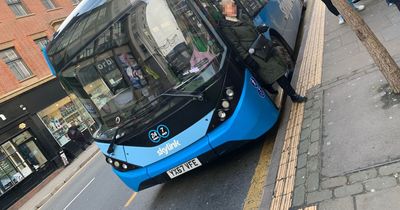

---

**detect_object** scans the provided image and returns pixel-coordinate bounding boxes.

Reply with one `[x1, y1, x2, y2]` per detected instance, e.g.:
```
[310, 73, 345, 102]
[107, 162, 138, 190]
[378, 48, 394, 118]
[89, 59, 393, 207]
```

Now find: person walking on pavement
[67, 123, 91, 151]
[321, 0, 365, 24]
[218, 0, 307, 103]
[387, 0, 400, 11]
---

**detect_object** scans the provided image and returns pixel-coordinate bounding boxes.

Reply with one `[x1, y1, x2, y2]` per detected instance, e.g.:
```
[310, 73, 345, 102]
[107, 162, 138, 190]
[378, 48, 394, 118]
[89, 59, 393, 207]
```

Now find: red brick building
[0, 0, 77, 97]
[0, 1, 95, 209]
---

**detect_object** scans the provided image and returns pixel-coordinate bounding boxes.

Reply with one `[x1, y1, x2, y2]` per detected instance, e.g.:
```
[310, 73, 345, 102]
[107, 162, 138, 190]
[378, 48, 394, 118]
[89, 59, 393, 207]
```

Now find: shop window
[12, 131, 47, 168]
[0, 48, 33, 81]
[2, 142, 32, 177]
[0, 141, 33, 194]
[42, 0, 56, 10]
[34, 37, 49, 49]
[6, 0, 29, 17]
[38, 96, 95, 146]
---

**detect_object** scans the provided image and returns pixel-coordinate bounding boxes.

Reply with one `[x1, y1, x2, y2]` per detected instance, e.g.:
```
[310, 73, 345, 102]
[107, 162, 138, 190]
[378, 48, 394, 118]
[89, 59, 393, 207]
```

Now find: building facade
[0, 0, 95, 208]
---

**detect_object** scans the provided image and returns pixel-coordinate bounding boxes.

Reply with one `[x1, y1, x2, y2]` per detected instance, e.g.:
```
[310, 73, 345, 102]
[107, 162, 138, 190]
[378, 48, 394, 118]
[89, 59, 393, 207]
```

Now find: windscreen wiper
[161, 91, 205, 101]
[107, 90, 204, 154]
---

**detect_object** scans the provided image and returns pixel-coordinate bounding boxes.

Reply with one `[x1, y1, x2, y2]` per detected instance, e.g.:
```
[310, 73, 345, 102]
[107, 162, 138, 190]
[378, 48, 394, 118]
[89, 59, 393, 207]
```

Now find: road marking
[63, 177, 96, 210]
[124, 192, 138, 207]
[38, 151, 101, 209]
[243, 140, 274, 210]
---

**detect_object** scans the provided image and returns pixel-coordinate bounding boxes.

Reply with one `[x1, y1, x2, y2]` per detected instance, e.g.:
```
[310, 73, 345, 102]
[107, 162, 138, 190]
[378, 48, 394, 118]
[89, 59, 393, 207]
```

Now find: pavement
[271, 0, 400, 209]
[13, 144, 100, 210]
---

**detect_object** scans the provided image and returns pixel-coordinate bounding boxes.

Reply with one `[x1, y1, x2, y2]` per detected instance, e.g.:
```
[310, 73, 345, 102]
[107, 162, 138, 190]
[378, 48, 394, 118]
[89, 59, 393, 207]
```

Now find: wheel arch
[267, 28, 295, 59]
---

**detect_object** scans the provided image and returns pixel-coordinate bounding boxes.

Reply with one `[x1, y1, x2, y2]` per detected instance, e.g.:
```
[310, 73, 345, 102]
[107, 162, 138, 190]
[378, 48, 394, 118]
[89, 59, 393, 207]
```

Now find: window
[38, 96, 95, 146]
[35, 37, 49, 49]
[237, 0, 265, 17]
[6, 0, 29, 17]
[0, 48, 33, 81]
[42, 0, 56, 10]
[12, 131, 47, 168]
[0, 141, 33, 195]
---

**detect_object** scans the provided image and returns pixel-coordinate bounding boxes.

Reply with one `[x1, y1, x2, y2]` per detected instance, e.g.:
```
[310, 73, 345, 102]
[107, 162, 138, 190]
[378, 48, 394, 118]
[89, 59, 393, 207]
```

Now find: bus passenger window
[237, 0, 268, 17]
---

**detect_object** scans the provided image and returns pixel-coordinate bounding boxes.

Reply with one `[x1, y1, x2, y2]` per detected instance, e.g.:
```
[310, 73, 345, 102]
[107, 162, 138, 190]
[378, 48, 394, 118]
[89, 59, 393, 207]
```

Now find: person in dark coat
[67, 124, 90, 150]
[218, 0, 306, 103]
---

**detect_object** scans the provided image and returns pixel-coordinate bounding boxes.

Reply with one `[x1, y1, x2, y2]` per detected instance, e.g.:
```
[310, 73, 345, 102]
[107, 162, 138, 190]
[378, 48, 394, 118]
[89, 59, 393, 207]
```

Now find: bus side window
[237, 0, 268, 17]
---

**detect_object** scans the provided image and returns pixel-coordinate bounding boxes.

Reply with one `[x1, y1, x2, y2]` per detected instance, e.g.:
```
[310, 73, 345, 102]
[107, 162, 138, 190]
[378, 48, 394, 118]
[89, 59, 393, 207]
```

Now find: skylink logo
[157, 140, 181, 156]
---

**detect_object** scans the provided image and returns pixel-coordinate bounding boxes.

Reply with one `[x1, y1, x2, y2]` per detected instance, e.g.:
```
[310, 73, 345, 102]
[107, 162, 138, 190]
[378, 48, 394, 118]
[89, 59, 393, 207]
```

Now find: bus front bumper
[112, 70, 279, 191]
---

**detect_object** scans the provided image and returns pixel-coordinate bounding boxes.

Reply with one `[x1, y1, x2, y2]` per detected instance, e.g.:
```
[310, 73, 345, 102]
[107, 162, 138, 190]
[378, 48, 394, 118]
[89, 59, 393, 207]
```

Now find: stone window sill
[47, 7, 63, 12]
[16, 13, 35, 20]
[18, 75, 36, 83]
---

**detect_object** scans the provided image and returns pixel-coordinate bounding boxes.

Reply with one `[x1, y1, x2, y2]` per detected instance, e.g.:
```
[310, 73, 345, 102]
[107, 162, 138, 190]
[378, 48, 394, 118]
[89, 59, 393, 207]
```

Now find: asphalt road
[40, 131, 277, 210]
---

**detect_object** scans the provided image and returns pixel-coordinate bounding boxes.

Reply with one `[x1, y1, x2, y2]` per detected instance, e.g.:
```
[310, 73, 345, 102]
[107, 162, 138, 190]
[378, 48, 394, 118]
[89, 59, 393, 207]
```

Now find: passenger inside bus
[217, 0, 307, 103]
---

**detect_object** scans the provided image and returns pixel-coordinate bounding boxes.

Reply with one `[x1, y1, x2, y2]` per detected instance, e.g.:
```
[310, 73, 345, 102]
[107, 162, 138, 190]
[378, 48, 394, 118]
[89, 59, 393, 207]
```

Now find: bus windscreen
[49, 0, 226, 140]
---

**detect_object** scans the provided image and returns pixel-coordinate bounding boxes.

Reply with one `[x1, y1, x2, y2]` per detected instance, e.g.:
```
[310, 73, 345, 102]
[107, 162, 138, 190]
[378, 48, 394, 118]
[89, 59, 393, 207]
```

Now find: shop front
[0, 113, 59, 209]
[0, 130, 47, 195]
[0, 78, 95, 209]
[37, 95, 95, 159]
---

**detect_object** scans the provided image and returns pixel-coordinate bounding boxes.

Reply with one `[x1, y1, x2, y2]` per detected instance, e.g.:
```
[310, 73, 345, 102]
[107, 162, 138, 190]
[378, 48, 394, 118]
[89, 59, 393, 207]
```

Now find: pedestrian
[321, 0, 365, 25]
[67, 124, 91, 151]
[387, 0, 400, 11]
[218, 0, 307, 103]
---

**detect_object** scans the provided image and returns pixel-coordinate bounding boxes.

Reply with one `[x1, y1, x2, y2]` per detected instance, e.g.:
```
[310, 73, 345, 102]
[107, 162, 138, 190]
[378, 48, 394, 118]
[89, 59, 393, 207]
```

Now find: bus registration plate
[167, 158, 202, 179]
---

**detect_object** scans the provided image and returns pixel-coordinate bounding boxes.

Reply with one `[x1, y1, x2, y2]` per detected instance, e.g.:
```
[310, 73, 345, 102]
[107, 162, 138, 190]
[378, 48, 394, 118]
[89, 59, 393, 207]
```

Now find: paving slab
[356, 186, 400, 210]
[319, 197, 354, 210]
[322, 0, 400, 82]
[321, 71, 400, 177]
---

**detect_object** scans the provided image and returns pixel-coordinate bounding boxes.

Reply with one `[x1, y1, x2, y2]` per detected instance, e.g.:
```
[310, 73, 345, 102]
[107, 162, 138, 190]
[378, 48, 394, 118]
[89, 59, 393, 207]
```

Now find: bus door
[239, 0, 298, 50]
[278, 0, 303, 49]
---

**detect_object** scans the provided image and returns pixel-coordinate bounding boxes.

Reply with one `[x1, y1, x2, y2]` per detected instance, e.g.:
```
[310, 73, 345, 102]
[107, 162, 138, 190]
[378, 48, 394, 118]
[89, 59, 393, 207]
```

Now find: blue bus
[45, 0, 303, 191]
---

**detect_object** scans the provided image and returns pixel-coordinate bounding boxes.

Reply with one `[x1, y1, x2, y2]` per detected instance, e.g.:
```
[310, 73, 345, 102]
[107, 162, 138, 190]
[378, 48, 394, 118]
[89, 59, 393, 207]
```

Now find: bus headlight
[122, 164, 128, 170]
[218, 110, 227, 120]
[221, 100, 230, 109]
[105, 156, 138, 172]
[226, 88, 234, 98]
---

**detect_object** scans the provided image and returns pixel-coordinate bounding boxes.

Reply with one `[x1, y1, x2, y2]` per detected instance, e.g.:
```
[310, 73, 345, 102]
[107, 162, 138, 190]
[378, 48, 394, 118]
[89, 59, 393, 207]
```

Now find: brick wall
[0, 0, 77, 96]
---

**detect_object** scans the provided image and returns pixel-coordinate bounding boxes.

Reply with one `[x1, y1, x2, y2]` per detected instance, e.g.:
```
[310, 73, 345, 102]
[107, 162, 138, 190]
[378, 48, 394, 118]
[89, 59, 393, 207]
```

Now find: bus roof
[47, 0, 140, 72]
